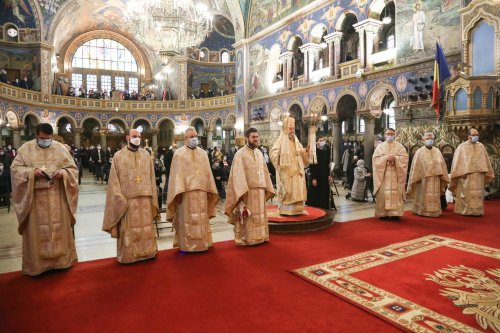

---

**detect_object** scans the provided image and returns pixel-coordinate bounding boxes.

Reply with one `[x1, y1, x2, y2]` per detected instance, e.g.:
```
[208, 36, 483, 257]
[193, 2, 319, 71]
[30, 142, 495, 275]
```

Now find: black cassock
[306, 147, 331, 210]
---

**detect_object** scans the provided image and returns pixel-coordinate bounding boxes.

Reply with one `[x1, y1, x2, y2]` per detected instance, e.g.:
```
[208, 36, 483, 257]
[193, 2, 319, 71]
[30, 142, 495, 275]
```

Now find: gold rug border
[292, 235, 500, 333]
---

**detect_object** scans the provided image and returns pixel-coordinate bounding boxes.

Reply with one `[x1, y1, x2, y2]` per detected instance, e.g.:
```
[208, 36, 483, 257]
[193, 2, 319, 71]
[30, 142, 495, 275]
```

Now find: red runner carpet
[267, 204, 326, 222]
[0, 201, 498, 333]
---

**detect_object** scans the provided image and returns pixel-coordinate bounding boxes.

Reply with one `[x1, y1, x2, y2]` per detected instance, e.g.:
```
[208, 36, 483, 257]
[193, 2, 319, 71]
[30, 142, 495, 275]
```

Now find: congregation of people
[5, 121, 495, 276]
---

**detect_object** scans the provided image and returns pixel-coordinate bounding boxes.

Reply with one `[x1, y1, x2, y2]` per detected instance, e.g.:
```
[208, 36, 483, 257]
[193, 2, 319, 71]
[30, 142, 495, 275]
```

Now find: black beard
[128, 142, 139, 150]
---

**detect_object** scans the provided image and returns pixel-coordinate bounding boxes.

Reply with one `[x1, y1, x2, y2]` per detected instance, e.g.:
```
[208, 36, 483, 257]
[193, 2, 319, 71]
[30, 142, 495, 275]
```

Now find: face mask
[97, 146, 101, 150]
[470, 135, 479, 143]
[385, 135, 395, 143]
[425, 139, 434, 146]
[7, 146, 12, 150]
[130, 137, 141, 146]
[0, 152, 3, 155]
[0, 165, 3, 171]
[187, 137, 198, 148]
[318, 141, 326, 148]
[37, 138, 52, 148]
[262, 148, 267, 152]
[214, 163, 220, 167]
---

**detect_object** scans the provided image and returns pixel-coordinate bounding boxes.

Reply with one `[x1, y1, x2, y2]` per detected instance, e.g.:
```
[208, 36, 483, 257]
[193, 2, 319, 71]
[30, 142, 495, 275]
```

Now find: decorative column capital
[279, 51, 294, 62]
[353, 19, 384, 34]
[99, 129, 108, 136]
[74, 128, 84, 134]
[325, 31, 343, 44]
[298, 43, 322, 54]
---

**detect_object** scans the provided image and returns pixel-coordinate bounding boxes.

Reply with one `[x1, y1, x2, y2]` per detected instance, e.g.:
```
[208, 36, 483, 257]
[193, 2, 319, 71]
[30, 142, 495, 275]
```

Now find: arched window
[221, 51, 229, 63]
[455, 88, 467, 111]
[472, 87, 483, 109]
[472, 21, 495, 76]
[70, 38, 139, 94]
[341, 121, 346, 134]
[72, 39, 138, 71]
[386, 33, 395, 49]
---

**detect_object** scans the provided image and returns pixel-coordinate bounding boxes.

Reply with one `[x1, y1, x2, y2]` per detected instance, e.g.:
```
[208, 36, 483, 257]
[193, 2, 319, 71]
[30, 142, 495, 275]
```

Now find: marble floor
[0, 172, 412, 275]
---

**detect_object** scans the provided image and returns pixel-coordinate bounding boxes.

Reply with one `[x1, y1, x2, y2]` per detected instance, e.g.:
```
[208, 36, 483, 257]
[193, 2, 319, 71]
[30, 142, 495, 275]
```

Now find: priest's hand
[175, 195, 182, 204]
[53, 169, 64, 179]
[328, 176, 333, 184]
[312, 179, 317, 187]
[242, 207, 249, 219]
[387, 155, 395, 162]
[34, 168, 45, 178]
[111, 226, 118, 238]
[305, 145, 310, 153]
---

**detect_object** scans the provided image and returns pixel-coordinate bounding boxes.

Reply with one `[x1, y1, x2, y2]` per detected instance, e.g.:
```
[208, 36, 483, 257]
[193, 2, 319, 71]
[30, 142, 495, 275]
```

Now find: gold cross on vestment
[134, 175, 142, 183]
[41, 165, 47, 172]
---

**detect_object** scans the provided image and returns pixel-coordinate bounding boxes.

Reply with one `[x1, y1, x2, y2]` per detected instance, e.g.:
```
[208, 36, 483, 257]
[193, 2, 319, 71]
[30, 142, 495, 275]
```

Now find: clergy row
[11, 124, 274, 276]
[373, 128, 495, 219]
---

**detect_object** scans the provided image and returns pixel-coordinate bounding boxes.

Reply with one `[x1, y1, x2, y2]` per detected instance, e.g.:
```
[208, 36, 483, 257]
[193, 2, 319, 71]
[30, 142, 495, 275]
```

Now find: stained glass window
[72, 39, 138, 72]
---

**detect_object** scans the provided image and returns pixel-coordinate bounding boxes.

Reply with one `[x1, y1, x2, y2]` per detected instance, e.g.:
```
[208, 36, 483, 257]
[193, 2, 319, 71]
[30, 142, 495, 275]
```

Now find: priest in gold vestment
[270, 117, 309, 215]
[11, 123, 79, 276]
[372, 128, 409, 219]
[225, 128, 275, 246]
[166, 127, 219, 252]
[407, 133, 449, 217]
[103, 129, 159, 263]
[449, 128, 494, 216]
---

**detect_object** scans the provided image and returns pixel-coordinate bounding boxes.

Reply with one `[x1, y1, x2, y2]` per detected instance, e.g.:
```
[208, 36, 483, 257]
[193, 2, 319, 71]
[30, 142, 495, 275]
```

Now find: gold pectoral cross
[41, 165, 48, 172]
[134, 175, 142, 183]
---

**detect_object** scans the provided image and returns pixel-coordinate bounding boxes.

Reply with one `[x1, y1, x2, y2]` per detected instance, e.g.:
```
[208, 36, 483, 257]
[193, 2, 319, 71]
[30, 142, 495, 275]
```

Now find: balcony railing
[0, 82, 235, 112]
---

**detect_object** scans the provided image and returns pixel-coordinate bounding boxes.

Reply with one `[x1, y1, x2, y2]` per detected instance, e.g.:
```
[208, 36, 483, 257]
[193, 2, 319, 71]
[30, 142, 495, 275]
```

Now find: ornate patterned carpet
[292, 235, 500, 333]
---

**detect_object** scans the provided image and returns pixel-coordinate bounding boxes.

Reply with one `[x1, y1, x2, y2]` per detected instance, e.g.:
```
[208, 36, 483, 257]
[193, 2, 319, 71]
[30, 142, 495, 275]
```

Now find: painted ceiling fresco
[247, 0, 316, 36]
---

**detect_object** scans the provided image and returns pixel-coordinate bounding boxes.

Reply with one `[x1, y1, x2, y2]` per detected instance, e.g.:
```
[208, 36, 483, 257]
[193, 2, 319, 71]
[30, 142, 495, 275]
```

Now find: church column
[362, 115, 375, 170]
[299, 45, 309, 82]
[279, 51, 293, 90]
[330, 117, 342, 169]
[12, 129, 22, 149]
[223, 128, 232, 152]
[40, 44, 54, 103]
[353, 19, 383, 70]
[74, 128, 83, 147]
[176, 57, 188, 107]
[207, 130, 213, 148]
[99, 129, 107, 149]
[326, 32, 343, 79]
[151, 129, 159, 152]
[324, 33, 336, 78]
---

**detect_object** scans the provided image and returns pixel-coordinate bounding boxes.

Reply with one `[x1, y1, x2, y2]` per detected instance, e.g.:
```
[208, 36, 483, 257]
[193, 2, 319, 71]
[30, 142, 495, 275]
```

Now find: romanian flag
[431, 42, 451, 119]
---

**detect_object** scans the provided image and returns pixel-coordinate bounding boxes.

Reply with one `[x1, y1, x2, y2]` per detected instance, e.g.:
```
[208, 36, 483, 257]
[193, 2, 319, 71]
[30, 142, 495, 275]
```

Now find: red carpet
[267, 204, 326, 222]
[293, 235, 499, 332]
[0, 201, 498, 333]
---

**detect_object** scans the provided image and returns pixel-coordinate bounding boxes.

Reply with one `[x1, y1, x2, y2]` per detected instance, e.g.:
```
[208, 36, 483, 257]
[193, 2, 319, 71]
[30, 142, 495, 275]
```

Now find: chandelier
[126, 0, 213, 58]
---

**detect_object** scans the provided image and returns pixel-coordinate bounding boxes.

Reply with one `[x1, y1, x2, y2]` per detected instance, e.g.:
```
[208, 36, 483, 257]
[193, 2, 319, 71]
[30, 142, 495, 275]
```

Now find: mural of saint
[411, 3, 426, 51]
[0, 0, 35, 27]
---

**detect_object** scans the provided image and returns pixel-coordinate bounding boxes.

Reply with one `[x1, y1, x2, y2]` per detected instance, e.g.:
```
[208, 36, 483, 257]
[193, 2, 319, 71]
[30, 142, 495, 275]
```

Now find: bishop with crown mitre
[270, 116, 309, 215]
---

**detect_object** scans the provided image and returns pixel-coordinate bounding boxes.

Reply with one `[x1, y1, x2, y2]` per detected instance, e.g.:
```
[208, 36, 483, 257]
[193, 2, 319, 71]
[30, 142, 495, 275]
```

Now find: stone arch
[132, 117, 153, 129]
[62, 30, 152, 81]
[55, 114, 77, 129]
[22, 111, 41, 124]
[287, 100, 306, 117]
[307, 95, 329, 116]
[365, 83, 399, 110]
[224, 113, 237, 128]
[335, 10, 358, 32]
[332, 90, 361, 114]
[80, 115, 103, 128]
[287, 35, 304, 51]
[190, 116, 207, 128]
[310, 23, 328, 44]
[106, 117, 128, 130]
[209, 115, 223, 130]
[156, 117, 175, 129]
[4, 108, 20, 128]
